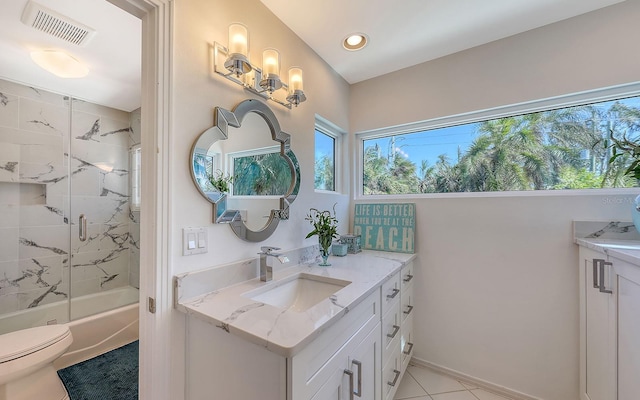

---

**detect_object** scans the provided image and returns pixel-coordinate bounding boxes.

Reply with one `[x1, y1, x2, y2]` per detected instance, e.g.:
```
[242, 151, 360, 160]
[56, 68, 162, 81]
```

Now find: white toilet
[0, 325, 73, 400]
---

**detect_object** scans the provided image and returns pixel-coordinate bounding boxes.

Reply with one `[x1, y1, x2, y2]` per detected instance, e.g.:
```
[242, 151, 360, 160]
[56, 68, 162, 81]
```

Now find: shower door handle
[79, 214, 87, 242]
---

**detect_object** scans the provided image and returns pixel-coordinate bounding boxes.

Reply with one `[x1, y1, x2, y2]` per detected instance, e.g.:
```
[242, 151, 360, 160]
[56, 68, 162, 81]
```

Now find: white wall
[170, 0, 350, 398]
[350, 2, 640, 400]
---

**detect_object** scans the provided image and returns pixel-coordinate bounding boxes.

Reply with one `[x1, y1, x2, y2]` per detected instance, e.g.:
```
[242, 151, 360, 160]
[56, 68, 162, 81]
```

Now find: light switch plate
[183, 227, 207, 255]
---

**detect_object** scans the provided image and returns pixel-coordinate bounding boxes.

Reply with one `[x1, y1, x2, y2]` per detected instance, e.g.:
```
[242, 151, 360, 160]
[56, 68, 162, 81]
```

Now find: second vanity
[175, 250, 416, 400]
[575, 232, 640, 400]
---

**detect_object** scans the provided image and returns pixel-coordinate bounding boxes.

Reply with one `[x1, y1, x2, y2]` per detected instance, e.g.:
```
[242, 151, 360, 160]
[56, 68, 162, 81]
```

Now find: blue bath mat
[58, 341, 138, 400]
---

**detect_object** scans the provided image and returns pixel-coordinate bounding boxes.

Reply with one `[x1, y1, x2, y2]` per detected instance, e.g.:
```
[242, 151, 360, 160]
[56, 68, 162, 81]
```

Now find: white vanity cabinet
[608, 256, 640, 400]
[187, 289, 381, 400]
[380, 263, 415, 400]
[578, 246, 617, 400]
[290, 290, 381, 399]
[182, 256, 416, 400]
[400, 262, 415, 372]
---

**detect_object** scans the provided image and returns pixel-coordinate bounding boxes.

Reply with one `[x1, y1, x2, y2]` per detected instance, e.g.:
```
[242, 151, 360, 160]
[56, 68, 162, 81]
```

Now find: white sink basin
[244, 273, 351, 312]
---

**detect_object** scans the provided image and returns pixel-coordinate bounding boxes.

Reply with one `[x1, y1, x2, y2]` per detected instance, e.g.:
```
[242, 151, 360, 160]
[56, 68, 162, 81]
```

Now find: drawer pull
[403, 342, 414, 355]
[387, 324, 400, 339]
[404, 305, 414, 315]
[387, 288, 400, 299]
[352, 360, 362, 397]
[403, 274, 414, 283]
[343, 369, 354, 400]
[388, 369, 401, 387]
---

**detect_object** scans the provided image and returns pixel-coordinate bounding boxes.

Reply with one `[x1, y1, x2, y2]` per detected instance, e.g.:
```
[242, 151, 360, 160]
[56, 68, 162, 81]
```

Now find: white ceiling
[0, 0, 141, 112]
[260, 0, 627, 84]
[0, 0, 627, 111]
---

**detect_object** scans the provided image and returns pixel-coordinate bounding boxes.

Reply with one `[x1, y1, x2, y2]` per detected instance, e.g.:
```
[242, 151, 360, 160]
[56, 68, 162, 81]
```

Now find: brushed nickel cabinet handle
[387, 288, 400, 299]
[403, 342, 414, 355]
[404, 305, 414, 315]
[403, 274, 414, 283]
[387, 324, 400, 339]
[388, 369, 401, 387]
[593, 259, 603, 289]
[599, 261, 613, 294]
[343, 369, 354, 400]
[352, 360, 362, 397]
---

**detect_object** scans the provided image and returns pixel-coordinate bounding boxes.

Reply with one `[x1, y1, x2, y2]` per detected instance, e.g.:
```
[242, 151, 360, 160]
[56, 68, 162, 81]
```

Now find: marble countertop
[575, 238, 640, 266]
[175, 251, 415, 357]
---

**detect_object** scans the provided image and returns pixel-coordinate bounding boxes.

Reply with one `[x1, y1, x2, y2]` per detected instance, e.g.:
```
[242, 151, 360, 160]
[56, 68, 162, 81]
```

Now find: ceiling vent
[21, 1, 96, 47]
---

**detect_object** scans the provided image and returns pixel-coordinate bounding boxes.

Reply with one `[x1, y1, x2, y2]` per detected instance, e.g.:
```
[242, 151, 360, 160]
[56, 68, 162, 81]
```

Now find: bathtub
[0, 286, 139, 369]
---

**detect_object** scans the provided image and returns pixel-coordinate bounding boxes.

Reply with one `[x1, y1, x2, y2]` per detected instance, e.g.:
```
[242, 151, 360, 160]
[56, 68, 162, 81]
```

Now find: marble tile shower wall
[0, 78, 138, 316]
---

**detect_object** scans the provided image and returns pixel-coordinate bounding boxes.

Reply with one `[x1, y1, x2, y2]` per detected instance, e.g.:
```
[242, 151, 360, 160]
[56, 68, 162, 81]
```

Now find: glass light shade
[228, 23, 248, 56]
[288, 67, 303, 93]
[262, 48, 280, 78]
[30, 50, 89, 78]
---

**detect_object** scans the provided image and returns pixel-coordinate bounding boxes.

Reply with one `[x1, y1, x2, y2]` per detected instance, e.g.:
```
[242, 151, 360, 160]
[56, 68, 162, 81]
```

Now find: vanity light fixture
[213, 23, 307, 109]
[30, 50, 89, 78]
[224, 23, 251, 76]
[259, 48, 282, 93]
[342, 33, 368, 51]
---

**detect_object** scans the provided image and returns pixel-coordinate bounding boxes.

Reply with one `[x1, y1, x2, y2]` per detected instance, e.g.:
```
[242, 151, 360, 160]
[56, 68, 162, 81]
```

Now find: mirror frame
[190, 99, 298, 242]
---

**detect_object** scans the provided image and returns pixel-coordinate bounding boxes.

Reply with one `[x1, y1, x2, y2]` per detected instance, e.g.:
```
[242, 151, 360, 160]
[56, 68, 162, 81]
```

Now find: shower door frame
[106, 0, 173, 399]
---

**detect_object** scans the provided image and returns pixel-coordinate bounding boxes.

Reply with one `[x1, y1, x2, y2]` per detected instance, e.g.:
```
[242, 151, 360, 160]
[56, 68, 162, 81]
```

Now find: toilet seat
[0, 325, 71, 364]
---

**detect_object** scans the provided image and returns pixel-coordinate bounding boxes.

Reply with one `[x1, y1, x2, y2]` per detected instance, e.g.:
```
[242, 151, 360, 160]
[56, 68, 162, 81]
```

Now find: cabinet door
[344, 323, 381, 400]
[618, 275, 640, 400]
[579, 247, 616, 400]
[311, 365, 346, 400]
[312, 324, 381, 400]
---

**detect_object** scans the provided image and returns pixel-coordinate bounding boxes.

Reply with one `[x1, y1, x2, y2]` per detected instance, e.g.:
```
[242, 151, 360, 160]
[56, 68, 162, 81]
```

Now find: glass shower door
[0, 79, 72, 334]
[68, 99, 140, 320]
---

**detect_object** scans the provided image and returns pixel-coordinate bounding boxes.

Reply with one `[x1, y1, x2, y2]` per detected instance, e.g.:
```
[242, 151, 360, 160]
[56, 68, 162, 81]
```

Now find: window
[361, 95, 640, 195]
[130, 145, 141, 211]
[315, 129, 335, 191]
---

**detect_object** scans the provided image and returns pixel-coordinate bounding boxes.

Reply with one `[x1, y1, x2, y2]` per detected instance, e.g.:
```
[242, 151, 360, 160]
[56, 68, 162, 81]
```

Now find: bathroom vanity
[575, 237, 640, 400]
[175, 250, 415, 400]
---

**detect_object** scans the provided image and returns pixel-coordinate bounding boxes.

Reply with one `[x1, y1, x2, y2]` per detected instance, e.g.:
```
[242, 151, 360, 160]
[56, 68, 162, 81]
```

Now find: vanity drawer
[382, 341, 402, 400]
[291, 290, 380, 400]
[381, 271, 401, 316]
[382, 298, 401, 366]
[401, 314, 414, 371]
[400, 261, 414, 290]
[400, 281, 414, 323]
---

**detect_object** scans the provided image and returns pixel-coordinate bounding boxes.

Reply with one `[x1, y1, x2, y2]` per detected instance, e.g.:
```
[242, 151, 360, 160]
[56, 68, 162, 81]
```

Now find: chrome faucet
[258, 246, 290, 282]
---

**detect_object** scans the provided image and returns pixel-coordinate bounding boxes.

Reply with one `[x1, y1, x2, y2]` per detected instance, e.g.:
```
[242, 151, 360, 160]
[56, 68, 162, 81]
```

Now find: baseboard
[410, 357, 544, 400]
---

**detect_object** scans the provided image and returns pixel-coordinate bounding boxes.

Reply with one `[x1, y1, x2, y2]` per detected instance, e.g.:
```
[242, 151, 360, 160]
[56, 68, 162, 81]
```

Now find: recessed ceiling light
[30, 50, 89, 78]
[343, 33, 368, 51]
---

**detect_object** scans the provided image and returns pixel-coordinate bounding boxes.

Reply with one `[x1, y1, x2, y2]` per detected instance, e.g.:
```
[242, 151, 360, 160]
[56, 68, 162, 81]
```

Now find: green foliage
[208, 170, 233, 193]
[363, 99, 640, 194]
[315, 154, 334, 191]
[305, 206, 339, 252]
[553, 166, 603, 189]
[608, 129, 640, 182]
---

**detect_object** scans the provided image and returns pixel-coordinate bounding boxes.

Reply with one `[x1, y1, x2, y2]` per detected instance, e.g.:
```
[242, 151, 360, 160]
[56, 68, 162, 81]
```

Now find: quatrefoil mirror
[190, 99, 300, 242]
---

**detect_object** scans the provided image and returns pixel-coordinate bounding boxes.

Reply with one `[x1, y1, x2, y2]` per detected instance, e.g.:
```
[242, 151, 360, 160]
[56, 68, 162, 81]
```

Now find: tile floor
[394, 364, 515, 400]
